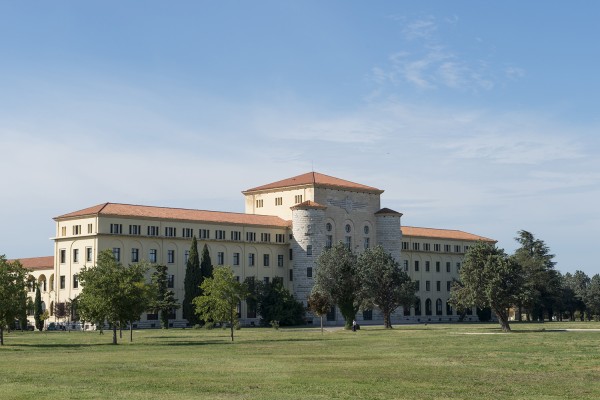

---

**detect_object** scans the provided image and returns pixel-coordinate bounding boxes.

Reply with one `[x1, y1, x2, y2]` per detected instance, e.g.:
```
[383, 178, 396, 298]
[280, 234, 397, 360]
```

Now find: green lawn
[1, 322, 599, 399]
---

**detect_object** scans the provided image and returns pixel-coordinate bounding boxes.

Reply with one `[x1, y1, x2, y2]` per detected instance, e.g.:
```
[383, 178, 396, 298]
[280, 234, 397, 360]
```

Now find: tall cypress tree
[183, 236, 201, 326]
[200, 244, 213, 283]
[34, 285, 43, 331]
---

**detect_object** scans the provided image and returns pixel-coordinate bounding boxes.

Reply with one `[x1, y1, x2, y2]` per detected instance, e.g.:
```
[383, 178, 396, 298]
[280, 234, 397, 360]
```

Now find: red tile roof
[55, 203, 291, 228]
[290, 200, 327, 210]
[402, 226, 495, 242]
[11, 256, 54, 271]
[243, 172, 384, 194]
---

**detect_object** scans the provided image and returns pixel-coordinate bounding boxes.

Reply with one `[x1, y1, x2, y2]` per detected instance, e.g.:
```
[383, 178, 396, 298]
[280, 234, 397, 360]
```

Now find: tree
[200, 244, 213, 283]
[256, 277, 305, 327]
[183, 236, 201, 326]
[358, 246, 416, 329]
[586, 274, 600, 320]
[313, 242, 363, 329]
[563, 270, 590, 320]
[0, 256, 27, 345]
[193, 266, 247, 342]
[150, 264, 180, 329]
[450, 241, 523, 332]
[513, 230, 560, 321]
[54, 302, 68, 326]
[34, 285, 43, 331]
[78, 250, 151, 344]
[307, 290, 332, 334]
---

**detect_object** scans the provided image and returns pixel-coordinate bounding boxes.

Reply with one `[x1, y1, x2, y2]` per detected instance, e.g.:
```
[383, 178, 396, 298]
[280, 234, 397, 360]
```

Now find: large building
[20, 172, 494, 328]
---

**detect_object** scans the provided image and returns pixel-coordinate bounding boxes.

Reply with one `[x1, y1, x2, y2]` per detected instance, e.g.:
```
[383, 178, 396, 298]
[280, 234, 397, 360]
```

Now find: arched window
[436, 299, 443, 316]
[414, 299, 421, 316]
[425, 299, 432, 316]
[446, 303, 453, 316]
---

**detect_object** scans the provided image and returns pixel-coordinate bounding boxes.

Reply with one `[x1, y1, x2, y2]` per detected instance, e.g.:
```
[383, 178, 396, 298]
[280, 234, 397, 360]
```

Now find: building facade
[21, 172, 494, 328]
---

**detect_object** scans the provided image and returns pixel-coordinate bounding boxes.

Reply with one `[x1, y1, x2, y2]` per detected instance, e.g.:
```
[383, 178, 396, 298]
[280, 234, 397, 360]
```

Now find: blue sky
[1, 1, 598, 276]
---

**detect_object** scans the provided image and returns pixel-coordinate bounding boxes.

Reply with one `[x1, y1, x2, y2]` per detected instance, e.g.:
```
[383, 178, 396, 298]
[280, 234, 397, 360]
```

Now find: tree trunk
[112, 326, 118, 345]
[130, 323, 133, 342]
[494, 308, 512, 332]
[383, 311, 392, 329]
[230, 310, 234, 342]
[320, 315, 323, 335]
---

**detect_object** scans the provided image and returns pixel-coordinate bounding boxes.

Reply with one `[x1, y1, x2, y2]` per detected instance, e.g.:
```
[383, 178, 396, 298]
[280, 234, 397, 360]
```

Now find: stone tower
[375, 208, 403, 262]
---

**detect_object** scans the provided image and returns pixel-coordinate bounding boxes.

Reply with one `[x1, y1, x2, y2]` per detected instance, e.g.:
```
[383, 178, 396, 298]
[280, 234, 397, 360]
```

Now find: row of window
[108, 223, 286, 243]
[403, 242, 470, 254]
[256, 196, 286, 208]
[325, 222, 370, 235]
[414, 280, 454, 292]
[61, 223, 94, 237]
[405, 260, 461, 274]
[31, 272, 176, 293]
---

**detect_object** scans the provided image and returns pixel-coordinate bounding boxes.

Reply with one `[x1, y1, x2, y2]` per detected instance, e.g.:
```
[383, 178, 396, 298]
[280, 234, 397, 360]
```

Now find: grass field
[1, 322, 599, 399]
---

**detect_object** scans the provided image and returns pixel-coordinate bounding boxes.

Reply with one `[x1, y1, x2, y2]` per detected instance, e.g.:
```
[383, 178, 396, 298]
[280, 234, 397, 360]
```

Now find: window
[112, 248, 121, 262]
[403, 260, 409, 272]
[345, 224, 351, 233]
[326, 235, 333, 249]
[307, 267, 312, 278]
[60, 275, 65, 290]
[216, 230, 226, 240]
[248, 253, 255, 266]
[345, 236, 352, 249]
[414, 261, 419, 272]
[425, 299, 432, 316]
[326, 306, 336, 321]
[455, 245, 462, 253]
[447, 281, 452, 291]
[148, 226, 159, 236]
[87, 223, 93, 234]
[233, 253, 240, 266]
[363, 309, 373, 320]
[182, 228, 194, 238]
[415, 300, 421, 316]
[263, 254, 270, 267]
[307, 245, 312, 256]
[246, 232, 256, 242]
[444, 244, 451, 252]
[326, 222, 332, 232]
[364, 225, 370, 235]
[231, 231, 241, 241]
[263, 277, 269, 284]
[165, 227, 176, 237]
[73, 249, 79, 263]
[456, 262, 461, 273]
[146, 313, 158, 321]
[434, 244, 441, 252]
[129, 224, 141, 235]
[260, 233, 271, 242]
[289, 269, 293, 281]
[426, 281, 431, 291]
[131, 248, 139, 263]
[289, 249, 293, 260]
[86, 247, 93, 262]
[423, 243, 430, 251]
[364, 237, 370, 249]
[446, 303, 453, 316]
[415, 280, 420, 291]
[184, 250, 189, 264]
[464, 245, 470, 253]
[436, 299, 443, 316]
[275, 197, 283, 206]
[446, 262, 451, 273]
[73, 274, 79, 289]
[73, 225, 81, 235]
[275, 233, 285, 243]
[200, 229, 210, 239]
[436, 261, 440, 273]
[110, 224, 122, 234]
[412, 242, 420, 251]
[61, 226, 66, 236]
[294, 195, 303, 204]
[425, 261, 430, 272]
[402, 241, 409, 250]
[150, 249, 157, 263]
[167, 250, 175, 264]
[256, 199, 264, 208]
[217, 252, 224, 265]
[277, 254, 284, 267]
[167, 275, 175, 289]
[436, 281, 441, 291]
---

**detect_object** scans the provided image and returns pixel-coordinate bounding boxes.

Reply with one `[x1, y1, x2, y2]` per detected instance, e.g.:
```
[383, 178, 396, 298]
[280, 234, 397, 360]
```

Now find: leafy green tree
[586, 274, 600, 320]
[450, 241, 523, 332]
[193, 266, 247, 341]
[18, 288, 28, 331]
[150, 264, 180, 329]
[183, 236, 201, 326]
[563, 270, 590, 320]
[307, 290, 332, 334]
[314, 242, 363, 329]
[0, 256, 28, 344]
[244, 276, 259, 319]
[256, 277, 305, 326]
[513, 230, 560, 321]
[357, 245, 416, 329]
[34, 285, 43, 331]
[78, 250, 151, 344]
[200, 244, 213, 283]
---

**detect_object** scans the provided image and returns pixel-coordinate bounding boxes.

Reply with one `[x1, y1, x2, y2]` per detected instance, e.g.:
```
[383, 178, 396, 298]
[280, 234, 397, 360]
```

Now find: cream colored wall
[244, 186, 315, 219]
